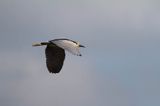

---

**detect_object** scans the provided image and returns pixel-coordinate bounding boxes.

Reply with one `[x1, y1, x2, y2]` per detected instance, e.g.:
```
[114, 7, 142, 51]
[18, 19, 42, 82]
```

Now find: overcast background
[0, 0, 160, 106]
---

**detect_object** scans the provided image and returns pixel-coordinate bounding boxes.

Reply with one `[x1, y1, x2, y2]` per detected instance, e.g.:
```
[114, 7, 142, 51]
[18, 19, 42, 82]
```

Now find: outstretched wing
[45, 45, 65, 73]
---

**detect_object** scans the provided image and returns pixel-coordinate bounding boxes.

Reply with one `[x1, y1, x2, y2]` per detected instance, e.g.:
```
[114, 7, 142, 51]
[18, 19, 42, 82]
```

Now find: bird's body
[33, 38, 85, 73]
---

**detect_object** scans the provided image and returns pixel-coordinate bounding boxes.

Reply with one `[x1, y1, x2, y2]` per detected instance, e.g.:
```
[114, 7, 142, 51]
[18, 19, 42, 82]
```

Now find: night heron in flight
[32, 38, 85, 73]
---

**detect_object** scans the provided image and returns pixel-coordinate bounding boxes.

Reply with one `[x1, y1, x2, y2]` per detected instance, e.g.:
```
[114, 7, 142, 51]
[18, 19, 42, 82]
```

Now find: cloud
[0, 0, 160, 106]
[0, 50, 98, 106]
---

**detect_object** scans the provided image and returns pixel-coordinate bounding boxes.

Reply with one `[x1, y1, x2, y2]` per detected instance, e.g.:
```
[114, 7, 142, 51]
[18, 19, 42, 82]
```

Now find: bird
[32, 38, 85, 74]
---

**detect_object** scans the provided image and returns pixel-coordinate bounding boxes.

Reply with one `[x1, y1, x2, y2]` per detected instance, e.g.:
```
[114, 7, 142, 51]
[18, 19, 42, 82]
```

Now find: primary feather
[45, 45, 65, 73]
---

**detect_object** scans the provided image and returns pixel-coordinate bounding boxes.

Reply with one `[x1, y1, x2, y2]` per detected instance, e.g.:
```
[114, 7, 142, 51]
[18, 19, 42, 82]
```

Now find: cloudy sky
[0, 0, 160, 106]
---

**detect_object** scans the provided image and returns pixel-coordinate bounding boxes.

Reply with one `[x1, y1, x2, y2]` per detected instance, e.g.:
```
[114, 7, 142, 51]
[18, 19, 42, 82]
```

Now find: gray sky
[0, 0, 160, 106]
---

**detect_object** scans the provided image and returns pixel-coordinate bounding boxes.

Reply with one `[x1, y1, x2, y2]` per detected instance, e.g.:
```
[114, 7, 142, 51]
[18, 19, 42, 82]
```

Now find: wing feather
[45, 45, 65, 73]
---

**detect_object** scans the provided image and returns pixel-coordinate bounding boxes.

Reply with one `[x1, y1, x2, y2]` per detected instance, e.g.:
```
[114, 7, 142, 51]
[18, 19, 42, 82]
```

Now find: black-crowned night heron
[32, 38, 85, 73]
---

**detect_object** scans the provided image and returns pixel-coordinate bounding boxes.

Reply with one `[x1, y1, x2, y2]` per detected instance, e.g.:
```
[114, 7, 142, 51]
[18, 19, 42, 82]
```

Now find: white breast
[52, 40, 81, 56]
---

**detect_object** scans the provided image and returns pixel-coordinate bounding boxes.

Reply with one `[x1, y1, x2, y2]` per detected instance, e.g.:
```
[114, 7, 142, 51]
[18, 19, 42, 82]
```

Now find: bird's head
[77, 42, 85, 48]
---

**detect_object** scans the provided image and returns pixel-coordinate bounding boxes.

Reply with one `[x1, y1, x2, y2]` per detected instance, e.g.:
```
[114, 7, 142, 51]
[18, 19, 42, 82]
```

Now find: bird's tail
[32, 42, 49, 46]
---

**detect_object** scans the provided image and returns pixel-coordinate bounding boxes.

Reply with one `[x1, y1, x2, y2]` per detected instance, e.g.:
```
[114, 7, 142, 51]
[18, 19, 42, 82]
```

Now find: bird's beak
[79, 44, 85, 48]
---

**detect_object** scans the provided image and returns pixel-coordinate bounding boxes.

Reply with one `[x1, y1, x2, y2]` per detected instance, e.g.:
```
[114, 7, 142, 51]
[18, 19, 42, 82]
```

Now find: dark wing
[45, 45, 65, 73]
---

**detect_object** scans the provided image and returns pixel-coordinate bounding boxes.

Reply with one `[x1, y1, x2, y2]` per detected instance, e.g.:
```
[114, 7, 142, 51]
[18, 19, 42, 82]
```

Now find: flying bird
[32, 38, 85, 73]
